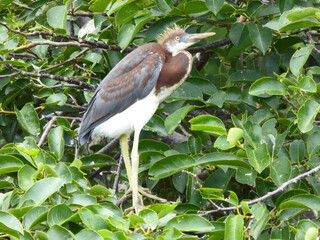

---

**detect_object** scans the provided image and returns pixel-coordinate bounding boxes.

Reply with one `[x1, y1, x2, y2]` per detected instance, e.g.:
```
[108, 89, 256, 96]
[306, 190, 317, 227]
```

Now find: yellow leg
[131, 129, 143, 213]
[119, 134, 132, 186]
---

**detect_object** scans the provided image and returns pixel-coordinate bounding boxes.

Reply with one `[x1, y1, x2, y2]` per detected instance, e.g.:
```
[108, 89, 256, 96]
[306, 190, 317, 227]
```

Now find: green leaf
[298, 76, 317, 93]
[89, 185, 112, 196]
[289, 44, 314, 76]
[189, 115, 226, 136]
[156, 0, 172, 14]
[43, 93, 67, 106]
[249, 77, 288, 97]
[48, 225, 74, 240]
[164, 214, 215, 232]
[48, 204, 73, 227]
[206, 0, 224, 15]
[47, 5, 67, 30]
[250, 204, 270, 239]
[229, 23, 249, 47]
[18, 165, 37, 191]
[225, 215, 244, 240]
[19, 177, 64, 207]
[145, 114, 167, 137]
[15, 103, 40, 136]
[80, 154, 117, 169]
[298, 100, 320, 133]
[140, 209, 158, 231]
[279, 194, 320, 211]
[115, 2, 140, 25]
[79, 207, 109, 231]
[139, 139, 171, 153]
[197, 152, 251, 170]
[0, 211, 24, 237]
[0, 26, 8, 43]
[198, 188, 238, 206]
[246, 144, 270, 173]
[88, 0, 112, 13]
[23, 206, 48, 230]
[167, 82, 203, 101]
[247, 23, 272, 54]
[75, 229, 104, 240]
[289, 140, 305, 163]
[149, 154, 195, 179]
[67, 194, 97, 207]
[270, 157, 292, 187]
[187, 136, 202, 154]
[280, 20, 320, 32]
[307, 131, 320, 156]
[164, 105, 194, 134]
[235, 168, 257, 186]
[286, 7, 320, 21]
[227, 128, 243, 147]
[48, 126, 65, 160]
[305, 227, 318, 240]
[0, 155, 24, 174]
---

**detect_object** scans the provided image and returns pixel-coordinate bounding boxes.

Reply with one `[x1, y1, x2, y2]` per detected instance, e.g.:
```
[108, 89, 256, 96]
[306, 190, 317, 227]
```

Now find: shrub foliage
[0, 0, 320, 239]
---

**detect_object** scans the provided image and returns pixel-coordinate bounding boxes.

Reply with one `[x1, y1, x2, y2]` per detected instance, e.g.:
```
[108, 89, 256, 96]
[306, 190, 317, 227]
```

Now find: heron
[78, 25, 215, 213]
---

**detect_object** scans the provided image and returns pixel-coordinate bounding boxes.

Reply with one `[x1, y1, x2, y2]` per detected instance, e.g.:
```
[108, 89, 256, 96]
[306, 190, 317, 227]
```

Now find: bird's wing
[79, 51, 165, 144]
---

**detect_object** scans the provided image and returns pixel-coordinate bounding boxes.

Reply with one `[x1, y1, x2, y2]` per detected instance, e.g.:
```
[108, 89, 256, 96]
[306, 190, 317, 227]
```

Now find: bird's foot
[116, 186, 167, 214]
[137, 186, 167, 203]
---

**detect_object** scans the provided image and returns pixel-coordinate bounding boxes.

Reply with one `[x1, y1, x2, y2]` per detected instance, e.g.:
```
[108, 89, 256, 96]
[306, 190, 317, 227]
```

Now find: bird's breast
[155, 51, 192, 101]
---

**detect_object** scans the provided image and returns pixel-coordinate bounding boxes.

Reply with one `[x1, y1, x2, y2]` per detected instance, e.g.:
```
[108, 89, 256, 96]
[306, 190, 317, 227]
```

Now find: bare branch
[199, 164, 320, 216]
[38, 117, 56, 147]
[0, 55, 95, 89]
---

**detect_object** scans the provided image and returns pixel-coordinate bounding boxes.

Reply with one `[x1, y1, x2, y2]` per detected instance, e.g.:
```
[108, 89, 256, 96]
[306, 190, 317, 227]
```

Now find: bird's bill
[184, 32, 216, 43]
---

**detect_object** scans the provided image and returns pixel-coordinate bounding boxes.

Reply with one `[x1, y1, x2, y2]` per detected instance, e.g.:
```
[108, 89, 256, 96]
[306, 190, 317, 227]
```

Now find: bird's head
[157, 25, 215, 55]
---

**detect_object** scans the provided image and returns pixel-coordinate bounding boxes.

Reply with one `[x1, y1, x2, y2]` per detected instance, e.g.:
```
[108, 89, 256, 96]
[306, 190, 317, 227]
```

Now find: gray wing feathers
[79, 52, 164, 145]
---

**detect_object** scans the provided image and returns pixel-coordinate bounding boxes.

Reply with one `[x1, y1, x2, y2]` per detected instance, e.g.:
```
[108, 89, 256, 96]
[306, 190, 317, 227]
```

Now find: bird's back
[78, 43, 166, 145]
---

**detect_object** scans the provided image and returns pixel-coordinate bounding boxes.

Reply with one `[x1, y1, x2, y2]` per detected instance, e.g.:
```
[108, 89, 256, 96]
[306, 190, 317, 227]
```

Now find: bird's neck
[155, 50, 192, 102]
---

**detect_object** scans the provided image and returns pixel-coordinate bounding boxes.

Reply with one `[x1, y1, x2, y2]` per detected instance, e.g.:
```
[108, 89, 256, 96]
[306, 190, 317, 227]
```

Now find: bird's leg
[131, 129, 144, 213]
[119, 134, 132, 186]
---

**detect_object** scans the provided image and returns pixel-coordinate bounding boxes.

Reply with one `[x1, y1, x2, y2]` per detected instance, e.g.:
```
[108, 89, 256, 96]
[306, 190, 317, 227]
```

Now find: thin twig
[113, 155, 124, 193]
[38, 117, 56, 147]
[183, 170, 221, 209]
[0, 54, 94, 90]
[40, 48, 90, 72]
[199, 164, 320, 216]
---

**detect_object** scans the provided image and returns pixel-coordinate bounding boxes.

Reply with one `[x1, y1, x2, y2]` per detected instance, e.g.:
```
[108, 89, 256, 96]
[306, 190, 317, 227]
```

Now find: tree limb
[199, 164, 320, 216]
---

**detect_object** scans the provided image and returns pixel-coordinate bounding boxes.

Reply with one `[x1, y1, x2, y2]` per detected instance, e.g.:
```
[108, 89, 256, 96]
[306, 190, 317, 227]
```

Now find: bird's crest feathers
[157, 24, 186, 45]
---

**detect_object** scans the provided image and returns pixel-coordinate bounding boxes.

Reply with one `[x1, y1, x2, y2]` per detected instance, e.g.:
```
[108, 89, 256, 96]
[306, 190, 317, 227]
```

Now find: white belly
[91, 89, 159, 139]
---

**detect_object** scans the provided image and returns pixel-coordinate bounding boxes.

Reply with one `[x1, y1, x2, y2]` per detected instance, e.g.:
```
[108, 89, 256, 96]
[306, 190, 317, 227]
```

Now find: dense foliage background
[0, 0, 320, 239]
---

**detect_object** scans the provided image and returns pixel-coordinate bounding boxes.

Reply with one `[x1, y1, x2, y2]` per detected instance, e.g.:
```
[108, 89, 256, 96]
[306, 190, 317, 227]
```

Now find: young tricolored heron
[79, 25, 215, 213]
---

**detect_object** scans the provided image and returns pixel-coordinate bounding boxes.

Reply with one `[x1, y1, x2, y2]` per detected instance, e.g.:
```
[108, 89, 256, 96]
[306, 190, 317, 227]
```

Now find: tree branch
[199, 164, 320, 216]
[0, 55, 95, 90]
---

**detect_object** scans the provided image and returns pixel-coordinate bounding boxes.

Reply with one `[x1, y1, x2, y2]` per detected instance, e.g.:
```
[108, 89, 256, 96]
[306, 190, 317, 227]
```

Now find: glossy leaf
[206, 0, 224, 15]
[156, 0, 172, 14]
[149, 154, 195, 179]
[189, 115, 226, 136]
[298, 100, 320, 133]
[270, 157, 292, 187]
[48, 204, 73, 227]
[289, 44, 314, 76]
[249, 77, 288, 97]
[246, 144, 270, 173]
[226, 128, 243, 147]
[0, 211, 24, 236]
[279, 194, 320, 211]
[0, 154, 23, 174]
[164, 105, 194, 134]
[225, 215, 243, 240]
[19, 177, 64, 207]
[248, 23, 272, 54]
[298, 76, 317, 93]
[80, 154, 117, 169]
[48, 225, 74, 240]
[250, 204, 270, 239]
[47, 6, 67, 30]
[48, 126, 64, 160]
[15, 103, 40, 136]
[197, 152, 251, 170]
[198, 188, 238, 206]
[164, 214, 215, 232]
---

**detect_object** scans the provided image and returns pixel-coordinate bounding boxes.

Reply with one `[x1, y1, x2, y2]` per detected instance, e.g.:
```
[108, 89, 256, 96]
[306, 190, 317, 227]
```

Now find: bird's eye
[175, 36, 180, 41]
